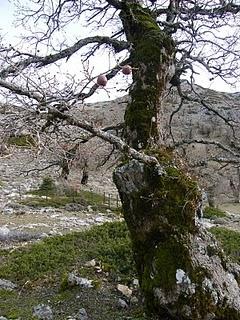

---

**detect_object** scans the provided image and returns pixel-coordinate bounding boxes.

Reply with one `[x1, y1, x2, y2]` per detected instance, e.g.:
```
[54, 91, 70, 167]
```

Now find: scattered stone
[213, 217, 229, 225]
[132, 278, 139, 288]
[0, 316, 8, 320]
[75, 308, 88, 320]
[32, 304, 53, 320]
[130, 296, 139, 305]
[0, 279, 17, 291]
[68, 273, 93, 288]
[95, 216, 106, 223]
[232, 216, 240, 222]
[117, 298, 128, 309]
[2, 207, 14, 215]
[84, 259, 96, 267]
[87, 205, 93, 213]
[117, 284, 132, 298]
[95, 266, 102, 273]
[7, 202, 27, 214]
[0, 227, 10, 237]
[64, 203, 85, 212]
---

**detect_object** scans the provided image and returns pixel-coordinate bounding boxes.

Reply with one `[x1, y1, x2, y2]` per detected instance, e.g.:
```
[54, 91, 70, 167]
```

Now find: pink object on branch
[122, 65, 132, 75]
[97, 74, 108, 86]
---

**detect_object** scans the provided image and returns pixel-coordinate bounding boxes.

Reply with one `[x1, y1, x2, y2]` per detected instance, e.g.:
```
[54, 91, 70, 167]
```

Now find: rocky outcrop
[76, 84, 240, 204]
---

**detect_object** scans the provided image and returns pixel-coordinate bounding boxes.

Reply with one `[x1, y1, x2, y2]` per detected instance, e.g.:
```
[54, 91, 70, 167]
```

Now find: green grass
[210, 227, 240, 263]
[7, 134, 36, 148]
[1, 223, 239, 320]
[22, 177, 107, 210]
[0, 221, 138, 319]
[203, 206, 227, 219]
[20, 195, 87, 208]
[0, 222, 135, 284]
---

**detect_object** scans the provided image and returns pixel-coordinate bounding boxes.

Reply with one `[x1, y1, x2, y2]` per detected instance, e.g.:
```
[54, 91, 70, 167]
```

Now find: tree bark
[120, 1, 175, 150]
[113, 2, 240, 319]
[114, 159, 240, 319]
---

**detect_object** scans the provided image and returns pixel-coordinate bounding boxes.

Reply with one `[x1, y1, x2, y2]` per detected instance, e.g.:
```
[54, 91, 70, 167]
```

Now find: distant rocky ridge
[0, 83, 240, 204]
[75, 83, 240, 204]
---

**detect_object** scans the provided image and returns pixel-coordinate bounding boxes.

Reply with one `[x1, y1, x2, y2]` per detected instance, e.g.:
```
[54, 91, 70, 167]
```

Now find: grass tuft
[210, 227, 240, 263]
[7, 134, 36, 148]
[203, 206, 227, 219]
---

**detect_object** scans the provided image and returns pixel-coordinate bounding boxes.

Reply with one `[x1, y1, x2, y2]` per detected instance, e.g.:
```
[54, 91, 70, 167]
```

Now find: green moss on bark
[120, 3, 175, 150]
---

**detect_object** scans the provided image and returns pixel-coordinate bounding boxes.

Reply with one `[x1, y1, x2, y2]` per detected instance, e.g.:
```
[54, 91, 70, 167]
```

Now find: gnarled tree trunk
[113, 2, 240, 319]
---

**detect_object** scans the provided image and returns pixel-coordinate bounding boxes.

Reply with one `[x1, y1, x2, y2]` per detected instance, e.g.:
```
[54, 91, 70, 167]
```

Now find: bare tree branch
[48, 107, 161, 167]
[0, 36, 129, 78]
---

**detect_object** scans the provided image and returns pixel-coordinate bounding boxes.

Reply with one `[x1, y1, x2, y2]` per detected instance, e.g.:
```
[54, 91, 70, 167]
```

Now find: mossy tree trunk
[114, 2, 240, 319]
[120, 2, 175, 150]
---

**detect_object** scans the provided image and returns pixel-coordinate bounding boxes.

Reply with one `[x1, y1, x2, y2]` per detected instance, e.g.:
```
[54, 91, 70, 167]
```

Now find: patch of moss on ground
[0, 222, 135, 283]
[0, 222, 144, 320]
[203, 206, 227, 219]
[7, 134, 36, 148]
[210, 227, 240, 263]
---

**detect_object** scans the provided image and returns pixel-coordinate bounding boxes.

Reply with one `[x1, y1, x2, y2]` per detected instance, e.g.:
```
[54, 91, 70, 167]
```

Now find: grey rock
[7, 202, 27, 213]
[132, 278, 139, 287]
[75, 308, 88, 320]
[117, 298, 128, 309]
[64, 203, 85, 212]
[68, 273, 93, 288]
[130, 296, 139, 305]
[2, 207, 14, 215]
[117, 284, 132, 298]
[84, 259, 96, 267]
[95, 216, 107, 223]
[0, 229, 40, 242]
[0, 279, 17, 290]
[213, 217, 229, 225]
[32, 304, 53, 320]
[0, 316, 9, 320]
[0, 227, 10, 237]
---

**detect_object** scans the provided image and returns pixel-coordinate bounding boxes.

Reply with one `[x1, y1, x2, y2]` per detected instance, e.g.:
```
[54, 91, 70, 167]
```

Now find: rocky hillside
[78, 83, 240, 204]
[0, 83, 240, 205]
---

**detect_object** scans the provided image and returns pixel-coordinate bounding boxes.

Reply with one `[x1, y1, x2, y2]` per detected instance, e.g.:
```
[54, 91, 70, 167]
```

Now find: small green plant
[7, 134, 36, 148]
[38, 176, 57, 196]
[210, 227, 240, 263]
[203, 206, 227, 219]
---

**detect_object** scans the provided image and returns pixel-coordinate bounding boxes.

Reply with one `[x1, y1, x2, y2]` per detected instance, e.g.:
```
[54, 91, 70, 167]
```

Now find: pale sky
[1, 0, 240, 104]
